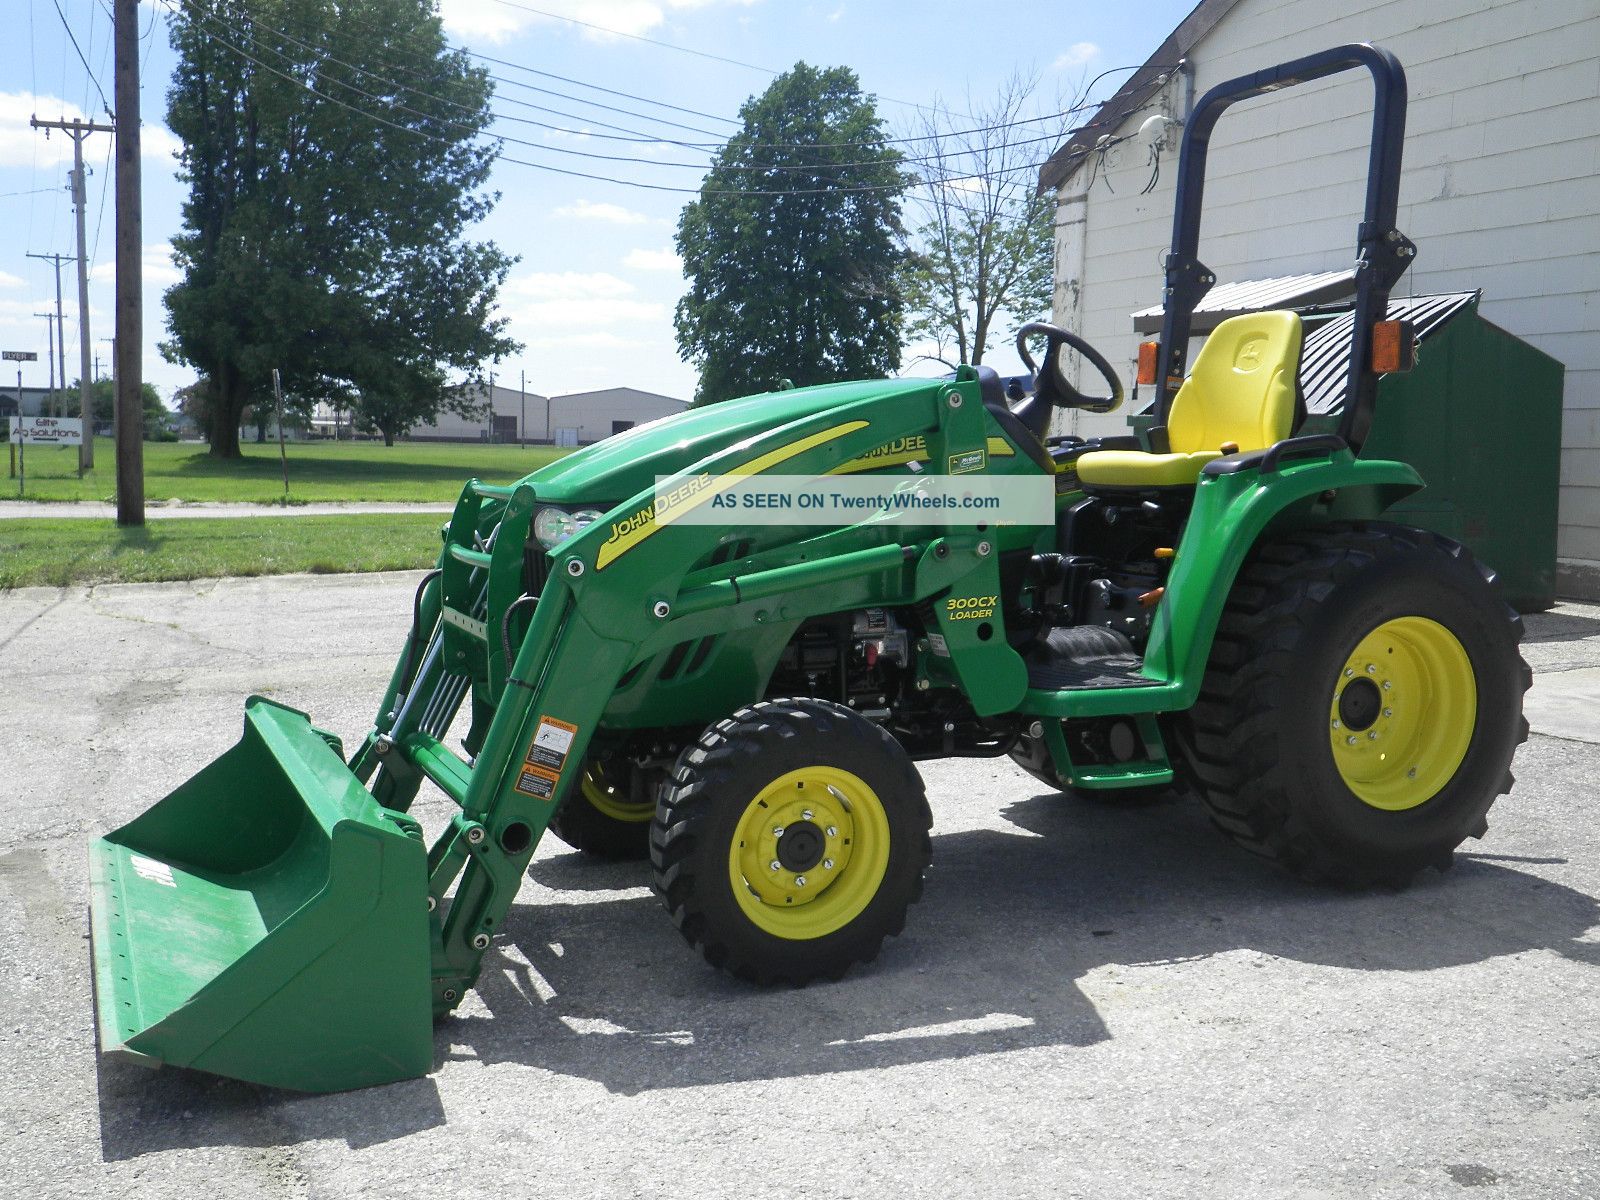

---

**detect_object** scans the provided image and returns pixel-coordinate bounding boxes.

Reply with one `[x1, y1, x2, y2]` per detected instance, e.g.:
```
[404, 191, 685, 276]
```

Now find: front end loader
[89, 44, 1529, 1091]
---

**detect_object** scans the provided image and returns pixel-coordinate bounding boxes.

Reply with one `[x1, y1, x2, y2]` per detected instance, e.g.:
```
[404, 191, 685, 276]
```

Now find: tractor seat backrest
[1168, 310, 1303, 455]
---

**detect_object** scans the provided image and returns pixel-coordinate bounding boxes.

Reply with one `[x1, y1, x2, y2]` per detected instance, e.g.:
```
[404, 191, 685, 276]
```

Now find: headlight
[533, 506, 605, 550]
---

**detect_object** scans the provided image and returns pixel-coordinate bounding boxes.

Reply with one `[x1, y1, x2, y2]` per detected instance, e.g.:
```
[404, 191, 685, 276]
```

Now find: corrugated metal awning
[1300, 292, 1479, 414]
[1131, 270, 1357, 333]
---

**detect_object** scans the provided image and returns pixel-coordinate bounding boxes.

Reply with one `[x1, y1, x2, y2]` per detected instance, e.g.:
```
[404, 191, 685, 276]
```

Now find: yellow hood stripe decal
[595, 420, 871, 570]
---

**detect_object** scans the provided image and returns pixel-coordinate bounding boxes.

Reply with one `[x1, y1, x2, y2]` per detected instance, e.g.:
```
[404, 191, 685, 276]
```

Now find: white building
[312, 383, 687, 444]
[1040, 0, 1599, 598]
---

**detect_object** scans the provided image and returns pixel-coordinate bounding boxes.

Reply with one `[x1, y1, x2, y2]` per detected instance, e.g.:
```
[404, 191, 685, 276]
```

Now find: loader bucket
[88, 696, 433, 1092]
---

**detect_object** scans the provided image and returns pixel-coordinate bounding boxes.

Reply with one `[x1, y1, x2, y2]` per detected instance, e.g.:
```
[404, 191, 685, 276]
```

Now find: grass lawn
[0, 514, 446, 588]
[0, 437, 569, 504]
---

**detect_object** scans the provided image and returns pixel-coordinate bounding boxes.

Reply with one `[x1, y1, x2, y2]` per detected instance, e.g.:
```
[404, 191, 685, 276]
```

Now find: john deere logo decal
[949, 448, 987, 475]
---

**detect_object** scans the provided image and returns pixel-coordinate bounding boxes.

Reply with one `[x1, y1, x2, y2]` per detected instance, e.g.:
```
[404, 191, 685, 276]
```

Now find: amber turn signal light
[1371, 319, 1416, 373]
[1136, 341, 1160, 386]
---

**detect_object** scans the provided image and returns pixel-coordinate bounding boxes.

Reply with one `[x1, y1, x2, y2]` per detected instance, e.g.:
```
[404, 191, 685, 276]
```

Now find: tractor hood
[521, 378, 937, 505]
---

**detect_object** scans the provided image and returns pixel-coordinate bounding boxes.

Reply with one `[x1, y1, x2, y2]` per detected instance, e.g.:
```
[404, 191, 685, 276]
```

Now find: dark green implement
[88, 697, 433, 1092]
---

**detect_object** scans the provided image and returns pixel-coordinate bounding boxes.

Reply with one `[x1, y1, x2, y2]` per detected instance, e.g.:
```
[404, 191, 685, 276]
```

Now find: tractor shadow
[446, 783, 1600, 1096]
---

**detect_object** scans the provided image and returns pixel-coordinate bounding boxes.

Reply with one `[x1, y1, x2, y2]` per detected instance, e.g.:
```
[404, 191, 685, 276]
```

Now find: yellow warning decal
[596, 420, 870, 569]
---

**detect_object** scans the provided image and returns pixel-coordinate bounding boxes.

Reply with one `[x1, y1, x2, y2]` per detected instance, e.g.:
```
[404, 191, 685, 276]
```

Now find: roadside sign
[7, 416, 84, 445]
[2, 350, 38, 362]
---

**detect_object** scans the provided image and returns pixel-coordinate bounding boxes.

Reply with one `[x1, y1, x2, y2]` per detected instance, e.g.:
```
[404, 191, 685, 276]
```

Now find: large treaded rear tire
[651, 698, 932, 985]
[1175, 522, 1530, 887]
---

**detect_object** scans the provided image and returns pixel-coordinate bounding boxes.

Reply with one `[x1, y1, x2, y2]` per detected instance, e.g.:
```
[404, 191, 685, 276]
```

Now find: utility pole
[31, 117, 112, 471]
[26, 253, 69, 419]
[34, 313, 56, 410]
[520, 369, 526, 448]
[113, 0, 144, 525]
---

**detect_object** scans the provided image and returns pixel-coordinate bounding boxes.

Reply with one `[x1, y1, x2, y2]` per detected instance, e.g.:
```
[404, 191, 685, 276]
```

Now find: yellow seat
[1076, 311, 1304, 489]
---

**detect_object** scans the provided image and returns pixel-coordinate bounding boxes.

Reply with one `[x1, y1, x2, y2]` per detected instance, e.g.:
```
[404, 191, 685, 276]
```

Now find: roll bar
[1152, 43, 1415, 452]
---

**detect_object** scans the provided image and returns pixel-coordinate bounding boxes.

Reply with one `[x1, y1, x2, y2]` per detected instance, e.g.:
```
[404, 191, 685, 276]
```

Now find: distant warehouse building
[402, 383, 687, 445]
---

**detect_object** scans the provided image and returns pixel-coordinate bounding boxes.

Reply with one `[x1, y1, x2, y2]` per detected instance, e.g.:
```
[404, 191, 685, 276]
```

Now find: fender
[1018, 451, 1423, 717]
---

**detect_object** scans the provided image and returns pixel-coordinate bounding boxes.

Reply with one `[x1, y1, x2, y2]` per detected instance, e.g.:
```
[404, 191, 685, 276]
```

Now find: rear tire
[1176, 523, 1530, 887]
[546, 760, 654, 861]
[651, 698, 932, 985]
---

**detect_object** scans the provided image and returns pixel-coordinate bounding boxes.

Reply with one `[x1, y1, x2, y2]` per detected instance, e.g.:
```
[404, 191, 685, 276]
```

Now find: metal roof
[1300, 291, 1479, 414]
[1131, 270, 1357, 333]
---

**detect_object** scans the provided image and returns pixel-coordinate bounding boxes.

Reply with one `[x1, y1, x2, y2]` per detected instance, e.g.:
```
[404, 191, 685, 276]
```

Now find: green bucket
[89, 697, 434, 1092]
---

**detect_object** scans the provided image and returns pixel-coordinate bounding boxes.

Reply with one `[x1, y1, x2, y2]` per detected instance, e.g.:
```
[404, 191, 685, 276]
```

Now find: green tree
[162, 0, 517, 457]
[675, 63, 908, 404]
[901, 75, 1063, 367]
[74, 377, 167, 427]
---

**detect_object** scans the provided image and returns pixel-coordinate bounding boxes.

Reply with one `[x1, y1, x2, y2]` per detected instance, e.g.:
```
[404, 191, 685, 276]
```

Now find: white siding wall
[1053, 0, 1600, 591]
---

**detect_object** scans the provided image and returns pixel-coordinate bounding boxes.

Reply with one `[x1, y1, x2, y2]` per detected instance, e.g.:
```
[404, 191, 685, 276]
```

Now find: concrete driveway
[2, 573, 1597, 1199]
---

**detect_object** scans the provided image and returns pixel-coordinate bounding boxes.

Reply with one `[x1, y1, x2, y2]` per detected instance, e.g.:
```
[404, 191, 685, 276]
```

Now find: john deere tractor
[89, 44, 1528, 1092]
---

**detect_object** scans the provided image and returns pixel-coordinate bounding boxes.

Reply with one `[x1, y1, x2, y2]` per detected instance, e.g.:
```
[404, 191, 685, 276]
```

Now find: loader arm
[377, 372, 1029, 1012]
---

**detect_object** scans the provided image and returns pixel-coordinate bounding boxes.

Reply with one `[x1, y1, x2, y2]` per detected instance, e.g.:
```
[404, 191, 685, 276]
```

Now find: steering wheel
[1015, 322, 1125, 415]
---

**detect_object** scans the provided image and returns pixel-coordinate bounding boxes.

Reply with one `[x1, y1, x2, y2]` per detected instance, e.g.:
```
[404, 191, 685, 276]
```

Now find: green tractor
[89, 44, 1528, 1092]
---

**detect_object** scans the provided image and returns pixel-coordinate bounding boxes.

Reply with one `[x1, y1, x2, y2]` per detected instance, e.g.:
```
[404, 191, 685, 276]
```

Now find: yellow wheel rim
[1329, 616, 1477, 811]
[727, 766, 891, 941]
[581, 766, 652, 823]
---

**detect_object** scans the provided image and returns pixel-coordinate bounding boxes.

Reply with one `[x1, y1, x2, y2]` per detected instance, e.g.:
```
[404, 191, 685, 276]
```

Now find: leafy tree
[675, 63, 908, 404]
[162, 0, 517, 457]
[901, 75, 1064, 367]
[73, 377, 167, 427]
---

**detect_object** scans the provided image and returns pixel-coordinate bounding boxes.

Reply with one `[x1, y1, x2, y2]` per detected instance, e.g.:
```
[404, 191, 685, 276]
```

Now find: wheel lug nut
[1346, 735, 1358, 745]
[795, 875, 807, 888]
[769, 860, 781, 872]
[823, 858, 835, 869]
[1407, 767, 1418, 778]
[1367, 731, 1377, 740]
[1382, 681, 1392, 690]
[1331, 719, 1341, 729]
[772, 825, 785, 837]
[1344, 668, 1354, 678]
[825, 825, 838, 838]
[801, 809, 813, 821]
[1383, 707, 1393, 717]
[1366, 664, 1377, 674]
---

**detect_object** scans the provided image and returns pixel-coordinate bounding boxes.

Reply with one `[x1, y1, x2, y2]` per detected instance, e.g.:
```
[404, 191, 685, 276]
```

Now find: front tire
[651, 698, 932, 984]
[1177, 523, 1530, 887]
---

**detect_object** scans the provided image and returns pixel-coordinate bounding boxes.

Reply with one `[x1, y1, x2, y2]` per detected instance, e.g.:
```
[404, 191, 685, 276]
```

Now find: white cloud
[1053, 42, 1100, 70]
[0, 92, 183, 170]
[140, 123, 185, 164]
[0, 92, 87, 168]
[553, 198, 656, 225]
[438, 0, 757, 44]
[0, 271, 23, 290]
[90, 243, 182, 288]
[501, 269, 665, 329]
[622, 246, 681, 272]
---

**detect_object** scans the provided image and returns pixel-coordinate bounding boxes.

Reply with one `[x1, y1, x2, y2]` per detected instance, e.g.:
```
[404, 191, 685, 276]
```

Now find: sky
[0, 0, 1197, 409]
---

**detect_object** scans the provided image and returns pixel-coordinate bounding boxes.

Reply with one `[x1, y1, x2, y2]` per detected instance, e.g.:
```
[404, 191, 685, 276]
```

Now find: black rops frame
[1152, 43, 1415, 454]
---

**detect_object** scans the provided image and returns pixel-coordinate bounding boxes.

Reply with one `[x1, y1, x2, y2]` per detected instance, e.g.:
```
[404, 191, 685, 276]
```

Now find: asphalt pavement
[1, 572, 1597, 1199]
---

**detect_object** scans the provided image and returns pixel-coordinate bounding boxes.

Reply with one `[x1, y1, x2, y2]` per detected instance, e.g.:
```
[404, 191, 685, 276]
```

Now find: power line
[480, 0, 976, 120]
[483, 0, 780, 77]
[168, 0, 1106, 179]
[170, 0, 1130, 156]
[48, 0, 113, 115]
[169, 8, 1084, 197]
